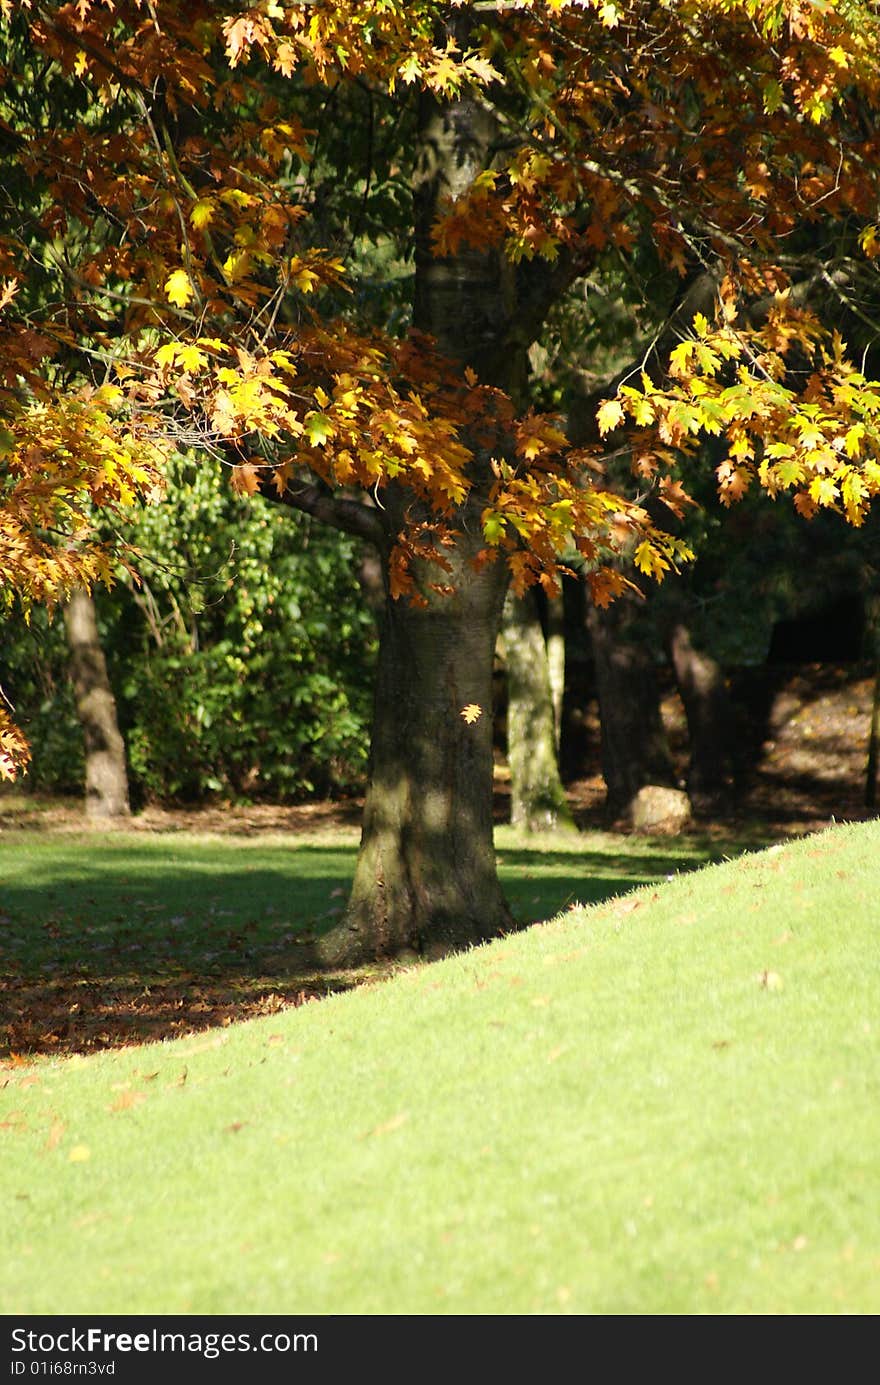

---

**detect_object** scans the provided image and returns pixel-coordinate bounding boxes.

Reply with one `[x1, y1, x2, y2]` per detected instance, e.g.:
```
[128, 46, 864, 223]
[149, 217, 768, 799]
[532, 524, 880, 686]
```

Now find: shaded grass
[0, 824, 755, 1056]
[2, 819, 878, 1314]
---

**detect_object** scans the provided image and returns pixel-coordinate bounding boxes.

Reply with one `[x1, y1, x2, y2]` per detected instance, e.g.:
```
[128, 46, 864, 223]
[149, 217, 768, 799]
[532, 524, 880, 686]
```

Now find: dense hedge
[1, 457, 377, 804]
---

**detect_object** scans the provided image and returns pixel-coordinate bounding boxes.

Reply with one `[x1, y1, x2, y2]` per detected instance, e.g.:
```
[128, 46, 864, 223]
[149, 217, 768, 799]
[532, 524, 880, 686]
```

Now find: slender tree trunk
[546, 591, 566, 753]
[866, 596, 880, 811]
[666, 620, 730, 809]
[501, 588, 574, 832]
[63, 589, 131, 819]
[586, 595, 675, 821]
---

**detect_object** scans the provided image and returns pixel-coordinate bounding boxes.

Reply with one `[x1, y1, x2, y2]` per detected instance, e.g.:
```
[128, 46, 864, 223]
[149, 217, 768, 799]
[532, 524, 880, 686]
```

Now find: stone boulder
[627, 784, 692, 836]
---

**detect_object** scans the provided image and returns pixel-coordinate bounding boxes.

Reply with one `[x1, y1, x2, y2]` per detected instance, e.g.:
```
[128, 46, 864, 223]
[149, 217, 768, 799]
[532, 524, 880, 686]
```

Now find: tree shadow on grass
[0, 838, 730, 1059]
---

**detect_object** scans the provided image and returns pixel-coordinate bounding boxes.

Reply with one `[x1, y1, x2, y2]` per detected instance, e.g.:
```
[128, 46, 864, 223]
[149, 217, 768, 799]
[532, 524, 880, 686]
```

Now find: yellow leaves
[164, 269, 195, 309]
[597, 2, 621, 27]
[91, 383, 124, 408]
[808, 474, 839, 507]
[460, 704, 482, 725]
[633, 540, 670, 582]
[596, 398, 625, 436]
[189, 199, 217, 231]
[68, 1144, 91, 1163]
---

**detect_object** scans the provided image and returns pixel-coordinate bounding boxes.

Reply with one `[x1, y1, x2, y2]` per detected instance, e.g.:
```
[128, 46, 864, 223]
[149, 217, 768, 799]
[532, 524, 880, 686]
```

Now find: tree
[501, 588, 575, 831]
[62, 588, 131, 817]
[5, 1, 880, 960]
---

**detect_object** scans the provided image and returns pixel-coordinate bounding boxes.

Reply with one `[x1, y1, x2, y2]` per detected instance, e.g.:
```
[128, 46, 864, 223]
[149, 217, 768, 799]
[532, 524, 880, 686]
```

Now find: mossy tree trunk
[63, 588, 131, 819]
[546, 591, 565, 752]
[501, 588, 574, 832]
[317, 529, 512, 964]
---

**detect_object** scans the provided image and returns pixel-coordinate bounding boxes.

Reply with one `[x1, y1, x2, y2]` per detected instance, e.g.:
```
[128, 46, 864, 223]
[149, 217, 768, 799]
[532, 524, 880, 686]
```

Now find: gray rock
[628, 784, 692, 836]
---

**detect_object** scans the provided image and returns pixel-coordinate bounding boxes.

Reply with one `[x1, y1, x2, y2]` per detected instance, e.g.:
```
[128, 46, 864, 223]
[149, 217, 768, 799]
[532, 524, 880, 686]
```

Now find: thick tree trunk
[316, 542, 512, 965]
[666, 620, 730, 809]
[501, 588, 575, 832]
[587, 595, 676, 821]
[310, 40, 577, 963]
[63, 589, 131, 819]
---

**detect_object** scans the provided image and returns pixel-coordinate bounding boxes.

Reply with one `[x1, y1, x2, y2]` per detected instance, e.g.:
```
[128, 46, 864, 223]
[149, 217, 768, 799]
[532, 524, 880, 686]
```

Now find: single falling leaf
[460, 703, 482, 724]
[68, 1144, 90, 1163]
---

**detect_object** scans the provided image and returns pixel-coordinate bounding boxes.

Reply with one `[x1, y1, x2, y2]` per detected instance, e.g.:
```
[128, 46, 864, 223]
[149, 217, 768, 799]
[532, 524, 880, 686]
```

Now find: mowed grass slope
[2, 820, 879, 1314]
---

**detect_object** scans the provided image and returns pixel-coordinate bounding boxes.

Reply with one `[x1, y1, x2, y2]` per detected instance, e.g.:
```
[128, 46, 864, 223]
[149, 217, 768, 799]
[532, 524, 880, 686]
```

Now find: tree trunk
[666, 620, 730, 809]
[311, 40, 576, 963]
[501, 588, 575, 832]
[63, 589, 131, 819]
[316, 540, 512, 965]
[866, 596, 880, 811]
[546, 591, 566, 752]
[586, 594, 676, 821]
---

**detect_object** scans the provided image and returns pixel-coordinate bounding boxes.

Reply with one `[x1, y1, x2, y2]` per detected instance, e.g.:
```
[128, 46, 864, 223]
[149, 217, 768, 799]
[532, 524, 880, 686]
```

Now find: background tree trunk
[546, 591, 565, 753]
[501, 588, 575, 832]
[586, 593, 676, 821]
[666, 620, 730, 810]
[866, 595, 880, 811]
[63, 589, 131, 819]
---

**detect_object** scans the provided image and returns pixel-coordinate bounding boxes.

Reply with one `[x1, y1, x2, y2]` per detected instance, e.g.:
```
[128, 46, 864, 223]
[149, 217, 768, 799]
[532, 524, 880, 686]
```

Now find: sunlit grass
[2, 818, 877, 1314]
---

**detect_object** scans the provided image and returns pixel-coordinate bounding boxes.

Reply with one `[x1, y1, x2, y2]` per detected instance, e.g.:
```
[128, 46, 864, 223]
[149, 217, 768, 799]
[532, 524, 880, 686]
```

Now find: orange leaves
[230, 462, 262, 497]
[0, 714, 31, 784]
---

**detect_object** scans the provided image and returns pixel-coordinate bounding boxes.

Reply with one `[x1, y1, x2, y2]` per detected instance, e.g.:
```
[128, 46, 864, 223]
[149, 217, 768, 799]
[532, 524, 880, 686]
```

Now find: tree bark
[501, 588, 575, 832]
[586, 594, 676, 821]
[316, 533, 512, 965]
[666, 620, 730, 809]
[63, 589, 131, 819]
[866, 596, 880, 811]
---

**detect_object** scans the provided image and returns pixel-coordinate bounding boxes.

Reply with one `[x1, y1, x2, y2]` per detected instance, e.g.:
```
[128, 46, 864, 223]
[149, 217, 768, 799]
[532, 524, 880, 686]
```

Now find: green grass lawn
[0, 822, 745, 1055]
[2, 817, 878, 1314]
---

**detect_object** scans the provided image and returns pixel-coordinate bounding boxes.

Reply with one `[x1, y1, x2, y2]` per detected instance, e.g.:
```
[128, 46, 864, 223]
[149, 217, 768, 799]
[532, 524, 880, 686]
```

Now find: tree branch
[266, 479, 386, 548]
